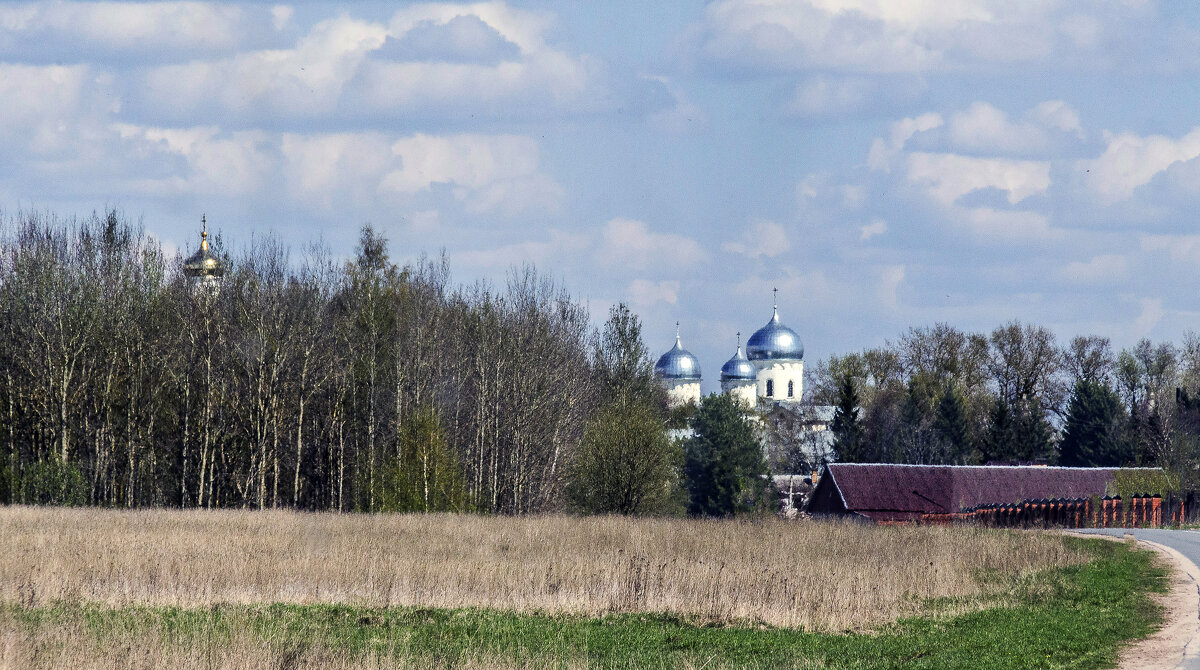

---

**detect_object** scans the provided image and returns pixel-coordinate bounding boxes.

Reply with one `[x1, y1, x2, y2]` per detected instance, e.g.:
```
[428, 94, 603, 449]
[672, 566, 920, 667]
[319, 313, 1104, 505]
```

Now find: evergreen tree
[982, 399, 1013, 463]
[1130, 407, 1169, 465]
[933, 385, 971, 463]
[890, 380, 954, 464]
[1013, 400, 1055, 463]
[1060, 380, 1129, 467]
[683, 393, 769, 517]
[899, 381, 926, 431]
[983, 398, 1054, 463]
[830, 372, 868, 462]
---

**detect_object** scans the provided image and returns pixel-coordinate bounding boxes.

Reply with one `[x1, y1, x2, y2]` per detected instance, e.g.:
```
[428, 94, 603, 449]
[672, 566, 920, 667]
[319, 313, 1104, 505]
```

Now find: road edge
[1117, 536, 1200, 670]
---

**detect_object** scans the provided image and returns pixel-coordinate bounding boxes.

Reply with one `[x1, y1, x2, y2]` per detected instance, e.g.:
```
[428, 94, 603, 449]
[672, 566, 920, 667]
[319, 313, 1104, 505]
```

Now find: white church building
[653, 297, 805, 410]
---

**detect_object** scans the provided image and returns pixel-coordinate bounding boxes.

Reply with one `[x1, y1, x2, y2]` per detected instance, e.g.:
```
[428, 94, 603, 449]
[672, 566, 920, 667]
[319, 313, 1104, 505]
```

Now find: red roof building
[807, 463, 1161, 523]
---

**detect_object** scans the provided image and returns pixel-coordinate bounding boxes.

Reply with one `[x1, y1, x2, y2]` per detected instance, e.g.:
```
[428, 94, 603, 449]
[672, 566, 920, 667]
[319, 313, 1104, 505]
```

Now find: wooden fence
[915, 493, 1194, 529]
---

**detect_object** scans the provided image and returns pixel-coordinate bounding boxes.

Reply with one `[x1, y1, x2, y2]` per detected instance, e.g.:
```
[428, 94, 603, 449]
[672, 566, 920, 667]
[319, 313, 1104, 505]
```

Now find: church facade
[653, 299, 805, 410]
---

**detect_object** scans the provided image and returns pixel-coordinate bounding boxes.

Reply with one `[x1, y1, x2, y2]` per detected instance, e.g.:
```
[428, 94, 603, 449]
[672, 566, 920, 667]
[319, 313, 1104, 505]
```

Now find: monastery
[653, 293, 805, 410]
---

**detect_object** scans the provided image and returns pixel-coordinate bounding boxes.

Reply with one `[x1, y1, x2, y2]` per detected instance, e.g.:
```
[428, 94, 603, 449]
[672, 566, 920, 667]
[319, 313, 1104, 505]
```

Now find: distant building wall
[755, 361, 803, 402]
[663, 379, 701, 407]
[722, 379, 757, 408]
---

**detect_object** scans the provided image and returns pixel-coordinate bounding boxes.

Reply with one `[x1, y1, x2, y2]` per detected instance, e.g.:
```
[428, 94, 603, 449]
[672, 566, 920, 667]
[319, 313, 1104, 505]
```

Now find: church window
[788, 380, 794, 398]
[766, 380, 774, 397]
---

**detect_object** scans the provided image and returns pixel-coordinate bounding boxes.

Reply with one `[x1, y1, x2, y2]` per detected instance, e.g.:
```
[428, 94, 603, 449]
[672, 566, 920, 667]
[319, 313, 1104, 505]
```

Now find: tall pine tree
[683, 393, 769, 517]
[1060, 380, 1129, 467]
[830, 372, 868, 462]
[933, 385, 971, 463]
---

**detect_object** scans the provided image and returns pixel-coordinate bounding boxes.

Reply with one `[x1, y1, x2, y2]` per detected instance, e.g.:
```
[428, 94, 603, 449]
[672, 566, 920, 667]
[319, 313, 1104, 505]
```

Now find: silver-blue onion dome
[655, 335, 702, 380]
[720, 341, 756, 382]
[746, 307, 804, 361]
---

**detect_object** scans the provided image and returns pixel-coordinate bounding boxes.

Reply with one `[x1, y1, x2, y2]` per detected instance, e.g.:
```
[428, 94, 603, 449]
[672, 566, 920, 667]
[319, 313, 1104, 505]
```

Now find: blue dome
[655, 337, 702, 380]
[746, 309, 804, 361]
[720, 345, 756, 381]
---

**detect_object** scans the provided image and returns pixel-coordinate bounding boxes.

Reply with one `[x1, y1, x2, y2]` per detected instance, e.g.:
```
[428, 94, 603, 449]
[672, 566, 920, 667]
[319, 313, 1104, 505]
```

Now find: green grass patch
[2, 536, 1167, 669]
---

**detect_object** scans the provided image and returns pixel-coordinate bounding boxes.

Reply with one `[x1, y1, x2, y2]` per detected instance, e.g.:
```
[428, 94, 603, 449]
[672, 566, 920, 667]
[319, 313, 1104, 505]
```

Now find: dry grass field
[0, 506, 1085, 632]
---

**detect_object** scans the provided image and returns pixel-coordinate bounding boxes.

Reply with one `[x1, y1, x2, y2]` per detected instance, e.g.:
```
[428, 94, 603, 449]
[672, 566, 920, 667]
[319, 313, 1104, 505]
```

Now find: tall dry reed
[0, 506, 1084, 632]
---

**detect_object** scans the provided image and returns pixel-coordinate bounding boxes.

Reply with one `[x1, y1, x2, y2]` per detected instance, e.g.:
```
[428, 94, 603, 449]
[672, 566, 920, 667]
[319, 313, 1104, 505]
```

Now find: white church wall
[664, 379, 701, 408]
[722, 380, 757, 408]
[755, 361, 803, 402]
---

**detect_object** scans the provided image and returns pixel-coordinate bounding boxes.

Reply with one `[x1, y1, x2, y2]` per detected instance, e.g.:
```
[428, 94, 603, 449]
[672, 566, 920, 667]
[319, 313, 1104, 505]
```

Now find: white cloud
[785, 76, 875, 117]
[879, 264, 905, 309]
[388, 2, 553, 55]
[1059, 254, 1129, 285]
[271, 5, 294, 32]
[115, 125, 274, 196]
[277, 131, 562, 215]
[0, 64, 98, 154]
[628, 279, 680, 307]
[384, 134, 531, 193]
[71, 127, 566, 215]
[378, 14, 520, 64]
[1077, 127, 1200, 204]
[949, 102, 1043, 154]
[722, 219, 790, 258]
[867, 112, 942, 171]
[1059, 13, 1102, 49]
[841, 184, 866, 209]
[1030, 100, 1082, 136]
[142, 15, 387, 120]
[732, 269, 839, 312]
[1141, 234, 1200, 265]
[859, 218, 887, 241]
[691, 0, 982, 73]
[688, 1, 1158, 75]
[947, 100, 1084, 154]
[1133, 297, 1165, 338]
[956, 207, 1053, 241]
[133, 2, 615, 123]
[598, 218, 705, 270]
[280, 132, 396, 211]
[906, 152, 1050, 205]
[384, 133, 562, 215]
[0, 2, 258, 54]
[646, 75, 708, 134]
[407, 210, 440, 233]
[455, 230, 590, 270]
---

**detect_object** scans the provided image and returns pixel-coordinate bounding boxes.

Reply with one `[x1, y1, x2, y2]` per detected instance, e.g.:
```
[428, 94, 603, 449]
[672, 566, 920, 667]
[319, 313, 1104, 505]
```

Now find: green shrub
[19, 459, 87, 506]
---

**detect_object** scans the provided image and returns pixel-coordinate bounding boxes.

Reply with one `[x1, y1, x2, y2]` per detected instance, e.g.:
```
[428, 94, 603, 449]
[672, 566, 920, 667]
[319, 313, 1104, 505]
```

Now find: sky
[4, 0, 1200, 392]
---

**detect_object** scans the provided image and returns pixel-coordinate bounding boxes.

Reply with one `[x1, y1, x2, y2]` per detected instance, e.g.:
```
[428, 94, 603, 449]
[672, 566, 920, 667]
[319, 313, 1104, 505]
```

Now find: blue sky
[4, 1, 1200, 392]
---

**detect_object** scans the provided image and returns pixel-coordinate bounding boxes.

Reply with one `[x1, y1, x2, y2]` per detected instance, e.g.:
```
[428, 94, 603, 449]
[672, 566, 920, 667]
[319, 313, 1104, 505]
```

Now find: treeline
[0, 211, 775, 518]
[14, 209, 1200, 516]
[811, 323, 1200, 486]
[0, 211, 610, 513]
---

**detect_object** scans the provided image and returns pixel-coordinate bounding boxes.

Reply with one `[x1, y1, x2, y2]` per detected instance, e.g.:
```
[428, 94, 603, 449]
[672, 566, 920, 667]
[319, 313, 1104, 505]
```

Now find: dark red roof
[811, 464, 1159, 517]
